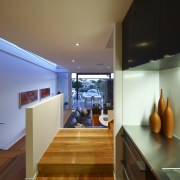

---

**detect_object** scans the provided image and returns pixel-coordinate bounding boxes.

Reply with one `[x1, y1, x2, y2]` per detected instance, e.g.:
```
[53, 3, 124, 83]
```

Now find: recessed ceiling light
[96, 63, 104, 66]
[163, 54, 174, 58]
[72, 59, 75, 63]
[77, 66, 80, 69]
[75, 42, 80, 46]
[128, 59, 133, 63]
[107, 67, 111, 69]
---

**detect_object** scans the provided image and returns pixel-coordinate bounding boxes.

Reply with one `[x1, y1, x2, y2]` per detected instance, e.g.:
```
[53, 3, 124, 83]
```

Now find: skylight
[0, 38, 67, 72]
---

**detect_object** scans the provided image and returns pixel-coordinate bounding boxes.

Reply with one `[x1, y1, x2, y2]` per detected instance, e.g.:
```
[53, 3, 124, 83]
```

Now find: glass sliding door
[71, 73, 113, 109]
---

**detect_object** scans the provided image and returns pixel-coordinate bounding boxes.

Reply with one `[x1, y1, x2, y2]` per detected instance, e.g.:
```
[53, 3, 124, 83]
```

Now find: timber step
[36, 176, 114, 180]
[37, 129, 113, 177]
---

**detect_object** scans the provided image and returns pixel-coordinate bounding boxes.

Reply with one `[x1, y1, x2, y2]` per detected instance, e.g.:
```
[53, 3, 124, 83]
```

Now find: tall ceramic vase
[149, 103, 161, 133]
[158, 89, 166, 132]
[163, 97, 174, 138]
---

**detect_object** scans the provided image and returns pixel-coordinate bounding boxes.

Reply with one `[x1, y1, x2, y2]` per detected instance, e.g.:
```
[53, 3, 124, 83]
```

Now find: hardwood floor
[36, 176, 114, 180]
[0, 136, 25, 180]
[0, 112, 114, 180]
[37, 129, 114, 179]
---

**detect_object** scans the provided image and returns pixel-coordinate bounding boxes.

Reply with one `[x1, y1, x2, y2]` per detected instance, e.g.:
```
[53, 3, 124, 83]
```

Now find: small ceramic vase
[149, 103, 161, 133]
[163, 97, 174, 138]
[158, 89, 166, 132]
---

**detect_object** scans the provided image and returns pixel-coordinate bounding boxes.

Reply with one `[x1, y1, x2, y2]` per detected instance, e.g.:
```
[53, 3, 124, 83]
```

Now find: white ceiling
[0, 0, 132, 73]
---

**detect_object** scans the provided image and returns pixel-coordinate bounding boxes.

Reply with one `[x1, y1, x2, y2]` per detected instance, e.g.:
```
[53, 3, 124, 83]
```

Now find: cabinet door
[160, 0, 180, 57]
[122, 2, 134, 70]
[133, 0, 160, 65]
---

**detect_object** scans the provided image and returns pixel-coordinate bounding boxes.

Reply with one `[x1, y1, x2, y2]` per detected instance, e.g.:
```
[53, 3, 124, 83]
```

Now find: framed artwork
[19, 90, 38, 108]
[40, 88, 50, 99]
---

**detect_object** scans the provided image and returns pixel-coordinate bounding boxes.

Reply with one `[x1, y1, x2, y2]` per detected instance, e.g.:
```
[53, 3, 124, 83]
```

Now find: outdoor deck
[72, 98, 104, 109]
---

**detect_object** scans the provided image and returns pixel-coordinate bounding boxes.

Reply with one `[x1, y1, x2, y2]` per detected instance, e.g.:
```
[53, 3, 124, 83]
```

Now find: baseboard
[2, 131, 25, 150]
[113, 171, 124, 180]
[25, 171, 38, 180]
[113, 171, 116, 180]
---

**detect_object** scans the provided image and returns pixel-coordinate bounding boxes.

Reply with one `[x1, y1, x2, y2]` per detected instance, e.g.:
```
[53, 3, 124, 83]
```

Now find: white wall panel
[0, 50, 57, 149]
[57, 72, 71, 104]
[26, 95, 63, 179]
[113, 22, 123, 180]
[123, 71, 159, 125]
[160, 67, 180, 138]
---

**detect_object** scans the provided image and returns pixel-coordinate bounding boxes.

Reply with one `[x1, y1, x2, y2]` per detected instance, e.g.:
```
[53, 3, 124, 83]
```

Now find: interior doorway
[64, 73, 114, 129]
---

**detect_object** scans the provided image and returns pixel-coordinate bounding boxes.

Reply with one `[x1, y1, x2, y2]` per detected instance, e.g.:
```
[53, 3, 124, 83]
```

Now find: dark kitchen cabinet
[122, 2, 134, 70]
[133, 0, 160, 65]
[159, 0, 180, 57]
[121, 130, 157, 180]
[122, 0, 160, 70]
[122, 0, 180, 70]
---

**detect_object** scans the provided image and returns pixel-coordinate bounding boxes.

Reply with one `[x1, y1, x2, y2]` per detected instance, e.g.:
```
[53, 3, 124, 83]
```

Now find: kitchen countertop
[123, 126, 180, 180]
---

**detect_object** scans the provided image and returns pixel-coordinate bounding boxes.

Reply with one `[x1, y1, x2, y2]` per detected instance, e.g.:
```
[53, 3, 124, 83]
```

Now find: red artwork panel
[19, 90, 38, 108]
[40, 88, 50, 99]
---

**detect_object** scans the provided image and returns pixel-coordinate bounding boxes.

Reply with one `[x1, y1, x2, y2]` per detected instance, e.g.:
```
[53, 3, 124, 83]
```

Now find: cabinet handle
[121, 160, 130, 180]
[121, 160, 126, 165]
[123, 138, 146, 172]
[136, 160, 146, 172]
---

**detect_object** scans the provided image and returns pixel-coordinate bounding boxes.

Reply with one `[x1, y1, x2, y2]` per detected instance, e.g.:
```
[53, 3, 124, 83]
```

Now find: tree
[89, 84, 95, 89]
[96, 79, 105, 92]
[72, 81, 83, 88]
[91, 80, 96, 84]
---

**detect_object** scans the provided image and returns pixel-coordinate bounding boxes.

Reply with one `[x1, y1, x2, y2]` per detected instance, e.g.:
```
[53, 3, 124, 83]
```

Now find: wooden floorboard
[0, 157, 25, 180]
[0, 137, 25, 180]
[38, 129, 114, 177]
[8, 136, 25, 151]
[36, 176, 114, 180]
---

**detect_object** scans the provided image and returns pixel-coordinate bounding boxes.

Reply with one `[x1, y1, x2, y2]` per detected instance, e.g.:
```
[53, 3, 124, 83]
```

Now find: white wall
[123, 71, 159, 125]
[113, 22, 123, 180]
[57, 72, 71, 107]
[160, 66, 180, 138]
[0, 50, 57, 149]
[26, 94, 63, 180]
[122, 58, 180, 139]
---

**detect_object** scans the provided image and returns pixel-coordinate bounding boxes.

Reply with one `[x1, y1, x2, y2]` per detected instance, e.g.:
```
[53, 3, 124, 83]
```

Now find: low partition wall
[26, 94, 64, 180]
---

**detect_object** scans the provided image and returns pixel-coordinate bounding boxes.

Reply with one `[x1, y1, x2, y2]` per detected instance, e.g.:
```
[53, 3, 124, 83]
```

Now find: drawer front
[122, 133, 146, 180]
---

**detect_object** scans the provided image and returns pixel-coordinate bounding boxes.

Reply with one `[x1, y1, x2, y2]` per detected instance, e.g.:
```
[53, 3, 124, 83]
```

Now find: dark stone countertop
[123, 125, 180, 180]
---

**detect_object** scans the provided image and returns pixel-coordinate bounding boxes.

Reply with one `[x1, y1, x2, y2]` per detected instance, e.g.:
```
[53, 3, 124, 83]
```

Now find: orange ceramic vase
[149, 103, 161, 133]
[158, 89, 166, 132]
[163, 97, 174, 138]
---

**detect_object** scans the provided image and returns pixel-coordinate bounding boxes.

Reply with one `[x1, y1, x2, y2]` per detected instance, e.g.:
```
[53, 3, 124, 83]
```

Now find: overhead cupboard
[122, 0, 180, 70]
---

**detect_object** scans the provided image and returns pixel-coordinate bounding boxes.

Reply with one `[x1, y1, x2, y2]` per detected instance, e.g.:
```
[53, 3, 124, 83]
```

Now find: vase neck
[153, 103, 156, 112]
[167, 97, 170, 106]
[160, 89, 163, 97]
